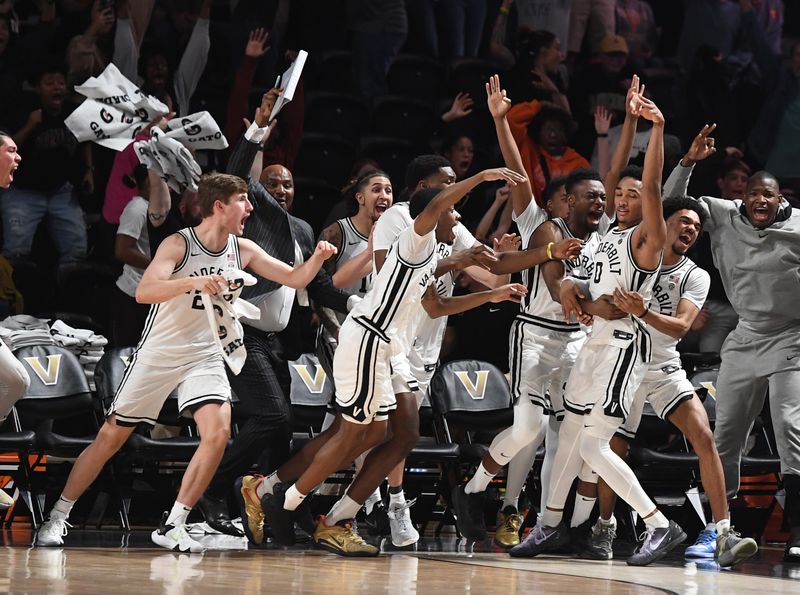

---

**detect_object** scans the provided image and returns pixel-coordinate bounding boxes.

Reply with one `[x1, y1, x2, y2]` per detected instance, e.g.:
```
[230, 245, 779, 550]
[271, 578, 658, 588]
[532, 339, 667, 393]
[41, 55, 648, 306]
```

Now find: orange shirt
[507, 100, 591, 207]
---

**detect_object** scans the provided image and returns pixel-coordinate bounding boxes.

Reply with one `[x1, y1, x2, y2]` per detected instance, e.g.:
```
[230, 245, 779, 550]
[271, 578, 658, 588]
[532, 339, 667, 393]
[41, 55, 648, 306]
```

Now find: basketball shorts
[333, 318, 399, 424]
[508, 315, 585, 415]
[563, 340, 647, 431]
[108, 352, 231, 426]
[617, 364, 695, 439]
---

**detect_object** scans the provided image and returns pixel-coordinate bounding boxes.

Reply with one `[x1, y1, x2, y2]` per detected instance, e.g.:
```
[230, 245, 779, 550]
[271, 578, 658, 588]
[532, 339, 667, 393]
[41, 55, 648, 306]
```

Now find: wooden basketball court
[1, 528, 797, 594]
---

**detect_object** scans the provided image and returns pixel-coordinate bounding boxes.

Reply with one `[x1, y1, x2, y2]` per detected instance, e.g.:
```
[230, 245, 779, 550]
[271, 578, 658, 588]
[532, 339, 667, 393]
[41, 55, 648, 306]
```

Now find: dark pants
[110, 286, 150, 348]
[206, 326, 293, 498]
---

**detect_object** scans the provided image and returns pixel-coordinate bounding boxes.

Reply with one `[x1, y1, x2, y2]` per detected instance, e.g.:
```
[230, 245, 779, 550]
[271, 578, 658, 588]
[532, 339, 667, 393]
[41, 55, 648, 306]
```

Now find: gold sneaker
[313, 516, 380, 557]
[235, 475, 264, 545]
[494, 506, 522, 548]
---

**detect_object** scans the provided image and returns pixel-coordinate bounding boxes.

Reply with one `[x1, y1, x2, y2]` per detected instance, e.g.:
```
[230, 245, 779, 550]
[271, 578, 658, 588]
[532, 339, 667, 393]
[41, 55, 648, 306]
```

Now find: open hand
[594, 105, 612, 135]
[493, 233, 521, 253]
[245, 28, 271, 59]
[444, 92, 474, 121]
[481, 167, 527, 186]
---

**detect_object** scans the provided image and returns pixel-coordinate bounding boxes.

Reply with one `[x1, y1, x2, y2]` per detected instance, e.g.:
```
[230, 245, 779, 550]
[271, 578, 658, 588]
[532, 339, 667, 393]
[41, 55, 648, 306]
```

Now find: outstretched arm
[603, 75, 643, 217]
[421, 282, 527, 319]
[487, 74, 536, 217]
[240, 238, 337, 290]
[631, 96, 666, 270]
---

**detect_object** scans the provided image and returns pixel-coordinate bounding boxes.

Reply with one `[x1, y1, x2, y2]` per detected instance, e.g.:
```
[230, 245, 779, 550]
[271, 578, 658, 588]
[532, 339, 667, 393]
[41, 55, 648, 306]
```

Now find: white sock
[283, 484, 306, 511]
[570, 495, 597, 528]
[645, 510, 669, 530]
[166, 501, 192, 527]
[364, 489, 382, 515]
[325, 495, 361, 526]
[599, 515, 616, 528]
[256, 472, 280, 499]
[464, 463, 495, 494]
[706, 521, 716, 531]
[541, 507, 563, 528]
[389, 488, 405, 506]
[715, 518, 730, 534]
[50, 495, 76, 520]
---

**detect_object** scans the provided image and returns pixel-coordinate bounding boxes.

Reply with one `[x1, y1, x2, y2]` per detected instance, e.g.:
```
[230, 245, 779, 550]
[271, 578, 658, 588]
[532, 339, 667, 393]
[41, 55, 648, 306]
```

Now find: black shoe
[569, 520, 592, 556]
[364, 501, 390, 536]
[508, 520, 570, 558]
[197, 493, 245, 537]
[785, 527, 800, 563]
[261, 483, 296, 546]
[293, 494, 316, 537]
[578, 519, 616, 560]
[627, 520, 687, 566]
[451, 485, 487, 541]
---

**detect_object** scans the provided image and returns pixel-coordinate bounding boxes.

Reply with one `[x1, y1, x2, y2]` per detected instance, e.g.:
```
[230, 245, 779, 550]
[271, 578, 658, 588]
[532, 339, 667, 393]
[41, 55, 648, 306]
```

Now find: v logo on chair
[23, 354, 63, 386]
[454, 370, 489, 400]
[292, 364, 327, 394]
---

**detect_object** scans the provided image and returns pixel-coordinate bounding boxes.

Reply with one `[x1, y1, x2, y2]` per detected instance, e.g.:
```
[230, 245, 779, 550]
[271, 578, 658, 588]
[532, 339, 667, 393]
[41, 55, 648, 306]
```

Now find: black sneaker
[261, 483, 296, 546]
[293, 494, 316, 537]
[197, 493, 245, 538]
[364, 501, 390, 536]
[578, 519, 616, 560]
[784, 527, 800, 563]
[508, 520, 570, 558]
[627, 520, 687, 566]
[451, 485, 487, 541]
[569, 520, 592, 555]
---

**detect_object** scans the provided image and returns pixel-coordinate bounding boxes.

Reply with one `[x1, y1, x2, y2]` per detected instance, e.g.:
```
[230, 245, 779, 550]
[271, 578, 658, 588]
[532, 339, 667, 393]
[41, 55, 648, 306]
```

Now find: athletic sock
[599, 515, 616, 529]
[389, 487, 405, 506]
[256, 472, 280, 499]
[283, 484, 306, 511]
[645, 510, 669, 530]
[50, 495, 76, 520]
[464, 463, 495, 494]
[166, 501, 192, 527]
[715, 518, 730, 534]
[364, 489, 382, 515]
[570, 495, 597, 528]
[541, 507, 563, 528]
[325, 495, 361, 526]
[705, 521, 717, 531]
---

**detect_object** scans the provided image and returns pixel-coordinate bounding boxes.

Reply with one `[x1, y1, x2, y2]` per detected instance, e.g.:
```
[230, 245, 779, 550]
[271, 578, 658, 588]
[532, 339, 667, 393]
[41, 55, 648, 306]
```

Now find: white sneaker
[0, 489, 14, 509]
[388, 499, 419, 547]
[36, 517, 72, 546]
[151, 513, 206, 553]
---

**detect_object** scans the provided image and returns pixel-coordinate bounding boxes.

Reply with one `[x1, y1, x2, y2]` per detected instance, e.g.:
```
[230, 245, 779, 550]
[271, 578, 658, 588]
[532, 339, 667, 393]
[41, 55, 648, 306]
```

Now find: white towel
[201, 269, 260, 375]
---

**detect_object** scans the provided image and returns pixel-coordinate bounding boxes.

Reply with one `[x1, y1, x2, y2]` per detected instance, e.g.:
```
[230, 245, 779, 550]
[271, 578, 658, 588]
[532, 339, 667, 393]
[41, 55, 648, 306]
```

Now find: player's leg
[497, 440, 539, 548]
[768, 368, 800, 563]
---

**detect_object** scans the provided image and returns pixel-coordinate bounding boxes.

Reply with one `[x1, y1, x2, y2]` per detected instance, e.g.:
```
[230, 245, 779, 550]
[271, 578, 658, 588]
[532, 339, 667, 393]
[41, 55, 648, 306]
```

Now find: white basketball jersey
[647, 256, 710, 369]
[348, 225, 437, 348]
[588, 225, 661, 359]
[520, 218, 601, 328]
[333, 217, 371, 324]
[136, 227, 243, 366]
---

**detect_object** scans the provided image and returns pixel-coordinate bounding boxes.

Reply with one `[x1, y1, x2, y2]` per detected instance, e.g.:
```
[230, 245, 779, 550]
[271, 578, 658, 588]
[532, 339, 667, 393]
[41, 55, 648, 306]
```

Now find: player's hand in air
[682, 124, 717, 166]
[480, 167, 527, 186]
[490, 283, 528, 303]
[486, 74, 512, 119]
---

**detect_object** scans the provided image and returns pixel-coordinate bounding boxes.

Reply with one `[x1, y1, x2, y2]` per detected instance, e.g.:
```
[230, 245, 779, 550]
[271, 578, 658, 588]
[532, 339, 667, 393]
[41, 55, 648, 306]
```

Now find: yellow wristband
[546, 242, 554, 260]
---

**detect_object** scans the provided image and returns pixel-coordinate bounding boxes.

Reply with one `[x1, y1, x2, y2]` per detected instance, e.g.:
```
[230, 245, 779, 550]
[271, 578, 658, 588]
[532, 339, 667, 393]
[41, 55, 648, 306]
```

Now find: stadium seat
[387, 54, 446, 102]
[370, 96, 437, 144]
[293, 133, 356, 188]
[288, 353, 332, 439]
[359, 136, 417, 189]
[316, 51, 353, 92]
[448, 58, 496, 101]
[292, 177, 344, 238]
[0, 411, 38, 527]
[304, 92, 369, 142]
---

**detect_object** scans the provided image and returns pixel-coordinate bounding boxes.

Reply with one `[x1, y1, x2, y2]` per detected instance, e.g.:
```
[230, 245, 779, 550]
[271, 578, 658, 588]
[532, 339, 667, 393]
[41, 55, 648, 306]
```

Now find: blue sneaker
[685, 528, 717, 559]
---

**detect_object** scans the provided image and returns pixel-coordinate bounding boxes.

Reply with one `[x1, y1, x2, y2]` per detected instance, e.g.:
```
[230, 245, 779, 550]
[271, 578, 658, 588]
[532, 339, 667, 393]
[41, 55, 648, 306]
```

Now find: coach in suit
[198, 122, 353, 535]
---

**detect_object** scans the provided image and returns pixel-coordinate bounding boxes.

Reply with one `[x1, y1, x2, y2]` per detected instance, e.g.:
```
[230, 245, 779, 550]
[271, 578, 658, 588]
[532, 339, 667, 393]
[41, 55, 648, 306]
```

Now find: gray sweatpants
[714, 322, 800, 497]
[0, 339, 29, 423]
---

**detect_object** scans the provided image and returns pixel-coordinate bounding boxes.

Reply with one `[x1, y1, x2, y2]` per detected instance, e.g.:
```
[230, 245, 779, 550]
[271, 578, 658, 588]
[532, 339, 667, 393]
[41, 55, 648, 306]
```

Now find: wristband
[597, 133, 608, 138]
[546, 242, 554, 260]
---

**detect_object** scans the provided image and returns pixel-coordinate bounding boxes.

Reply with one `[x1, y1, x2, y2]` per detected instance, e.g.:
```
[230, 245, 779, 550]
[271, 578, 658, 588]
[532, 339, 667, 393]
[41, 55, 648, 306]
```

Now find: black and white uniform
[619, 257, 710, 438]
[509, 209, 600, 419]
[563, 225, 661, 428]
[108, 228, 242, 426]
[316, 217, 371, 379]
[333, 224, 437, 424]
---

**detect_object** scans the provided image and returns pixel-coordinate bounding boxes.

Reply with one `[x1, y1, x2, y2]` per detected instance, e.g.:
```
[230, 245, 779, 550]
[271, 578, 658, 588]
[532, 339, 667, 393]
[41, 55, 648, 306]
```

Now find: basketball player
[664, 143, 800, 563]
[0, 132, 30, 511]
[248, 167, 528, 556]
[35, 173, 336, 552]
[513, 94, 688, 566]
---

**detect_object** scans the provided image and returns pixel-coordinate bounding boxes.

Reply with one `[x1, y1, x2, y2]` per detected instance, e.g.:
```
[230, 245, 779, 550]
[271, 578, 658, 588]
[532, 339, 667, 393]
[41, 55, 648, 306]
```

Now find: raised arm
[239, 237, 337, 290]
[487, 74, 536, 217]
[413, 168, 527, 237]
[224, 28, 271, 150]
[663, 123, 717, 199]
[173, 0, 212, 116]
[146, 169, 172, 228]
[603, 75, 643, 217]
[630, 96, 666, 270]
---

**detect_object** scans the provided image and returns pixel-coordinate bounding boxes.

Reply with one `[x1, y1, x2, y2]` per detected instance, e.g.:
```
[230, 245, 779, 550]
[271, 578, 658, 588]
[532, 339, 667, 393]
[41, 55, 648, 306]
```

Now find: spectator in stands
[348, 0, 407, 98]
[66, 0, 115, 89]
[111, 164, 152, 348]
[507, 99, 590, 206]
[677, 0, 742, 70]
[1, 59, 88, 267]
[405, 0, 487, 60]
[514, 0, 572, 51]
[567, 0, 615, 59]
[503, 30, 570, 113]
[614, 0, 659, 70]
